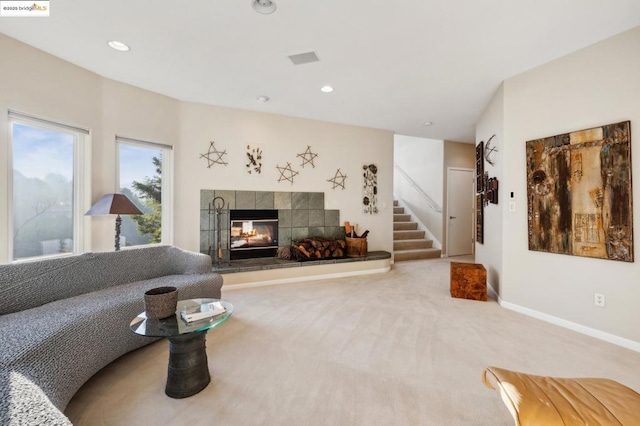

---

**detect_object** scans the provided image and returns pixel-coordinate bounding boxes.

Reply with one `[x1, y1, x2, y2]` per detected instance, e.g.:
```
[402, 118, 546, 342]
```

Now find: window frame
[115, 136, 173, 248]
[7, 111, 91, 263]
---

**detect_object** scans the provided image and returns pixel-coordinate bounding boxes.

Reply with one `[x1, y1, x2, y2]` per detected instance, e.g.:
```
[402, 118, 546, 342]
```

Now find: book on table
[180, 301, 227, 323]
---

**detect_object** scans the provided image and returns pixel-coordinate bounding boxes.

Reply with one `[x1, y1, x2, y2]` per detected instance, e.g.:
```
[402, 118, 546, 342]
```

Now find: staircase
[393, 200, 441, 261]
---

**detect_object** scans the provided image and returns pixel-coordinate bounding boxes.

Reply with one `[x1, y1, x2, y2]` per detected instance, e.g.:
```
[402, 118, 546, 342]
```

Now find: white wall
[475, 85, 504, 292]
[479, 26, 640, 345]
[0, 33, 394, 263]
[96, 79, 181, 252]
[393, 135, 443, 245]
[0, 34, 102, 261]
[176, 102, 394, 254]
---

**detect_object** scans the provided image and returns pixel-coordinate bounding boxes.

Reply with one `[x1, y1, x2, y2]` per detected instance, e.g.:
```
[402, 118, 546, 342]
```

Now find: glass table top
[130, 298, 234, 337]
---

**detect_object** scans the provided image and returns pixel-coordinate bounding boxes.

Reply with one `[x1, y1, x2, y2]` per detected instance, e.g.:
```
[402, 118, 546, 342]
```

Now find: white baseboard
[487, 281, 640, 353]
[487, 282, 499, 302]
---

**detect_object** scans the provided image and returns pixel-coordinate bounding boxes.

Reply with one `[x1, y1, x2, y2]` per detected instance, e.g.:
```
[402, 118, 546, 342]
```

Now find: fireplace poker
[212, 196, 225, 264]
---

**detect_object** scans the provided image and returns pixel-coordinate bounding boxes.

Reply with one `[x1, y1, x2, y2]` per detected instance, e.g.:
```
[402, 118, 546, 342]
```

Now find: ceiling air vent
[288, 51, 320, 65]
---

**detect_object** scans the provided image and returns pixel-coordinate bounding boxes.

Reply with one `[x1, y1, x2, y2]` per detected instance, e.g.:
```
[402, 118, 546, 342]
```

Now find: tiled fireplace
[200, 190, 345, 262]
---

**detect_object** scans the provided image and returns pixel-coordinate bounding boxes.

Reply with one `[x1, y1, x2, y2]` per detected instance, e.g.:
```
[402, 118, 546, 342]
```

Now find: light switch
[509, 201, 516, 212]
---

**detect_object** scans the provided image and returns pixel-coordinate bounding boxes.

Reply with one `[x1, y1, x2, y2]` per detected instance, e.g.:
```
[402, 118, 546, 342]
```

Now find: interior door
[447, 168, 474, 256]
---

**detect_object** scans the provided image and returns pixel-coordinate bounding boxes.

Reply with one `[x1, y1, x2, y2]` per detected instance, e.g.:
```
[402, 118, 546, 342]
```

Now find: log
[297, 245, 311, 258]
[291, 237, 348, 260]
[279, 247, 292, 260]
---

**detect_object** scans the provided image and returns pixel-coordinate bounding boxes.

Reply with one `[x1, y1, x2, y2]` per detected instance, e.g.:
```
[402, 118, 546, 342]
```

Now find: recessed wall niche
[200, 190, 344, 262]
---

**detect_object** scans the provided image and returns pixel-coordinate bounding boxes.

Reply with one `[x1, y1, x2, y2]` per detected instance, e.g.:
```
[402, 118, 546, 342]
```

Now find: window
[116, 137, 173, 248]
[9, 111, 89, 261]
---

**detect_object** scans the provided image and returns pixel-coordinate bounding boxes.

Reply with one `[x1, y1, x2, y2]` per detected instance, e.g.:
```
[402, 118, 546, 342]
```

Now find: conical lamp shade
[85, 194, 143, 216]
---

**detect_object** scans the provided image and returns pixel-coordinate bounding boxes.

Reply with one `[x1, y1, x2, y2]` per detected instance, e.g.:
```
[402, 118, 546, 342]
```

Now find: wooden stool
[483, 366, 640, 425]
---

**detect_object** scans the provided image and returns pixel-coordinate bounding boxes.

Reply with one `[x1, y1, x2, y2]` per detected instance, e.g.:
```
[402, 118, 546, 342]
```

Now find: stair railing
[393, 163, 442, 212]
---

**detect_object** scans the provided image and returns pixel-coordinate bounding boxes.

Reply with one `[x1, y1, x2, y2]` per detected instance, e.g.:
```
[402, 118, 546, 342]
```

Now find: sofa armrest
[167, 246, 213, 274]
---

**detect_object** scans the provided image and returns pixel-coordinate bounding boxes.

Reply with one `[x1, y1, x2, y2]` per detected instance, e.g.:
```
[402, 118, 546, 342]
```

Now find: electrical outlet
[594, 292, 606, 308]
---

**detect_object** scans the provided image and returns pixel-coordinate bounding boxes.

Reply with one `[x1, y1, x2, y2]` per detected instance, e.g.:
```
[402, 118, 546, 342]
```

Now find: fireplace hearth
[230, 210, 278, 260]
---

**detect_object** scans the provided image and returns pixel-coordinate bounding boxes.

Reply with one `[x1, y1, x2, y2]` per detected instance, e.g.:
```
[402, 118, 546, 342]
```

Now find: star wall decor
[327, 169, 347, 190]
[484, 134, 498, 166]
[276, 162, 299, 185]
[200, 141, 228, 168]
[296, 145, 318, 168]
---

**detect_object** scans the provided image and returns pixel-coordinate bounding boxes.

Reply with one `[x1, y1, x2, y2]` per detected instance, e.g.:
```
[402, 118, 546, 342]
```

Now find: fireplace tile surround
[200, 190, 345, 262]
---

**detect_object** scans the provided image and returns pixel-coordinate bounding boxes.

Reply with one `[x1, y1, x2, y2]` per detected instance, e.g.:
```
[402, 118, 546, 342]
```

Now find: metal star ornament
[327, 169, 347, 190]
[296, 145, 318, 168]
[276, 162, 299, 185]
[200, 141, 228, 168]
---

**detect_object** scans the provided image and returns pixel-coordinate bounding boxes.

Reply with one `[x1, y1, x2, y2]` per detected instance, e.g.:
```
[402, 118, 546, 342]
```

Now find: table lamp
[85, 193, 143, 251]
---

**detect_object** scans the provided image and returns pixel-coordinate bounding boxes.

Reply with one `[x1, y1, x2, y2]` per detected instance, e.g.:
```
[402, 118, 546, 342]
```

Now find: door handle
[450, 216, 456, 219]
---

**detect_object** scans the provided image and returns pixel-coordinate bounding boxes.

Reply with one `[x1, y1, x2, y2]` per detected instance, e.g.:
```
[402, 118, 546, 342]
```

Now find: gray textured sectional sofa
[0, 245, 223, 425]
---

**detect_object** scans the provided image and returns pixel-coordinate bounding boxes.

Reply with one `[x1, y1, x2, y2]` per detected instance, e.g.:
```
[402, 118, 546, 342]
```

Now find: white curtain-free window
[8, 110, 90, 262]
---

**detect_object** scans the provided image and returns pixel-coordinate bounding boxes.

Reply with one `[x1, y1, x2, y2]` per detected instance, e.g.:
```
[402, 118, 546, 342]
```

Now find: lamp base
[115, 214, 122, 251]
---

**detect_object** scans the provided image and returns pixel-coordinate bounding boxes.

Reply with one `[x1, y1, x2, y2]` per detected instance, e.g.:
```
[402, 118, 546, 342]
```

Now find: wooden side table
[450, 262, 487, 301]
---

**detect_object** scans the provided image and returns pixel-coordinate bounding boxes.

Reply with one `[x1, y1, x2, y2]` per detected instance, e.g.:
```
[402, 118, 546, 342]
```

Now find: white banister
[393, 163, 442, 212]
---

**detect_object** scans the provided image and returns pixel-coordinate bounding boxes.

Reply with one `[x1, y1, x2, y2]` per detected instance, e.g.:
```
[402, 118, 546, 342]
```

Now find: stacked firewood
[291, 237, 346, 260]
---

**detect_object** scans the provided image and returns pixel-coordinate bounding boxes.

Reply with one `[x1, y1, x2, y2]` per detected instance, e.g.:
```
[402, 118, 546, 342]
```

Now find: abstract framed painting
[526, 121, 633, 262]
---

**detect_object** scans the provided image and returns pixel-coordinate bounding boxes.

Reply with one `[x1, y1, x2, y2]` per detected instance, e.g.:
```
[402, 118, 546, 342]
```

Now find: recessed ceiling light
[256, 95, 270, 103]
[320, 85, 334, 93]
[423, 121, 433, 126]
[108, 40, 130, 52]
[252, 0, 277, 14]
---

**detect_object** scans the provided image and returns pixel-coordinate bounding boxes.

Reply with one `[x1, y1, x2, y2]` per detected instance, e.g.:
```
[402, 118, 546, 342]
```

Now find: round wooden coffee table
[130, 298, 233, 398]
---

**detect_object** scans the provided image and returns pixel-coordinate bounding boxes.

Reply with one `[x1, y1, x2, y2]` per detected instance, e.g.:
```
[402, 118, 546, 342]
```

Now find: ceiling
[1, 1, 640, 143]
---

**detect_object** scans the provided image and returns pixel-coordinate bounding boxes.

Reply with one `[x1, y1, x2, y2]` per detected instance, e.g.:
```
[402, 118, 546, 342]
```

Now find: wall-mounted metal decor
[363, 164, 378, 214]
[476, 194, 484, 244]
[486, 177, 499, 205]
[526, 121, 633, 262]
[246, 144, 263, 174]
[297, 145, 318, 168]
[484, 134, 498, 166]
[200, 141, 228, 168]
[475, 141, 484, 243]
[328, 169, 347, 190]
[476, 141, 484, 193]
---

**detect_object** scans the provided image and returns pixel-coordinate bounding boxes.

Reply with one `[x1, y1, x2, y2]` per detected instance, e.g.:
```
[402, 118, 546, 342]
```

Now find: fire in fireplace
[229, 210, 278, 260]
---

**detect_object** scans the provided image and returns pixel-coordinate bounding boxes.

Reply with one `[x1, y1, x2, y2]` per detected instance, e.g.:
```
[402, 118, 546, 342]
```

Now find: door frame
[446, 167, 475, 257]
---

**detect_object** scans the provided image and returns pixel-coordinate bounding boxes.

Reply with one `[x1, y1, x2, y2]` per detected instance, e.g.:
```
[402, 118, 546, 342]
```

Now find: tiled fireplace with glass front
[200, 190, 345, 264]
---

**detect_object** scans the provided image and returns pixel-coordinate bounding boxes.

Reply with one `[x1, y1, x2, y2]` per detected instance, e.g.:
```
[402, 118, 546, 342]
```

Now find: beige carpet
[65, 257, 640, 425]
